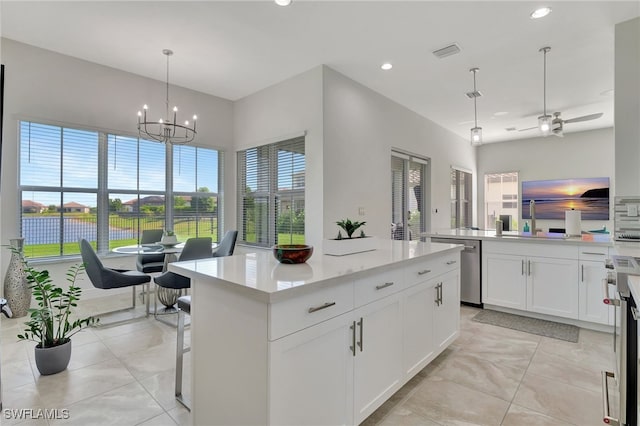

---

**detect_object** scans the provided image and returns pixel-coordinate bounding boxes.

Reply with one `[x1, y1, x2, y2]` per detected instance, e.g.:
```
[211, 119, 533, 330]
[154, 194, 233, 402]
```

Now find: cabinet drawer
[405, 251, 459, 288]
[484, 241, 578, 260]
[269, 281, 354, 340]
[578, 246, 609, 261]
[354, 268, 404, 307]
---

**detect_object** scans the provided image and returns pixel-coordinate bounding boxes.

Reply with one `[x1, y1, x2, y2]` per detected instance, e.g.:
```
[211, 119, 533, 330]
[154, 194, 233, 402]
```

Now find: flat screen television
[522, 177, 610, 220]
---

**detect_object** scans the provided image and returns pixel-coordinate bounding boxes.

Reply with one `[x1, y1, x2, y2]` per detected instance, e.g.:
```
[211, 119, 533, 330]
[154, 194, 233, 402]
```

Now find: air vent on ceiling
[465, 90, 482, 99]
[432, 43, 461, 59]
[505, 127, 517, 132]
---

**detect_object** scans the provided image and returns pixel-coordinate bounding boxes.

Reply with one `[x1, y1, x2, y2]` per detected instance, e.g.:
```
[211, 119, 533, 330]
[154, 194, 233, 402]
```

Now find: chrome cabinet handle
[417, 269, 431, 276]
[439, 283, 443, 305]
[308, 302, 336, 313]
[434, 284, 439, 306]
[602, 279, 620, 306]
[446, 260, 457, 265]
[582, 251, 605, 256]
[581, 264, 584, 282]
[602, 371, 620, 426]
[350, 321, 356, 356]
[528, 260, 532, 276]
[522, 260, 525, 276]
[357, 318, 363, 352]
[375, 282, 394, 290]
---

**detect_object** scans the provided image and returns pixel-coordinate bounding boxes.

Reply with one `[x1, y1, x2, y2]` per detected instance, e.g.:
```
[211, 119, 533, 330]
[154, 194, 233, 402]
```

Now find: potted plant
[13, 249, 98, 375]
[160, 229, 178, 245]
[324, 218, 378, 256]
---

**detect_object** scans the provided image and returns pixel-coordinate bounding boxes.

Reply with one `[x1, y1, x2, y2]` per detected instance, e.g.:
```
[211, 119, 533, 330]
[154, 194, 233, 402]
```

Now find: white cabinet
[402, 279, 436, 377]
[353, 294, 403, 424]
[483, 253, 527, 310]
[482, 241, 613, 325]
[434, 270, 460, 350]
[527, 256, 579, 319]
[270, 313, 354, 426]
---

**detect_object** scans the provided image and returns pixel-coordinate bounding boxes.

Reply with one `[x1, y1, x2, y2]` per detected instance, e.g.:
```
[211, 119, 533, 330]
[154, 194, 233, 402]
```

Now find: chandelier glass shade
[137, 49, 197, 145]
[469, 67, 482, 146]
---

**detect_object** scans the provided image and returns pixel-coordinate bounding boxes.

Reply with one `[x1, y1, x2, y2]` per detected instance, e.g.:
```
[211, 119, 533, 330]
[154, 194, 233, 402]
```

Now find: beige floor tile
[433, 352, 525, 401]
[402, 376, 510, 425]
[378, 406, 442, 426]
[537, 335, 613, 372]
[502, 403, 573, 426]
[48, 382, 164, 426]
[2, 357, 36, 390]
[513, 372, 604, 426]
[527, 349, 602, 392]
[136, 412, 178, 426]
[66, 340, 116, 371]
[138, 368, 188, 411]
[166, 405, 191, 426]
[91, 315, 157, 340]
[118, 343, 177, 381]
[0, 383, 48, 426]
[455, 328, 539, 370]
[34, 357, 136, 407]
[101, 323, 175, 358]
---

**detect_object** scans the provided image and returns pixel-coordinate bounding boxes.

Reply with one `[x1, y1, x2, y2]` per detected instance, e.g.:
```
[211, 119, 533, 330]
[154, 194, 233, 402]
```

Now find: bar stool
[175, 295, 191, 411]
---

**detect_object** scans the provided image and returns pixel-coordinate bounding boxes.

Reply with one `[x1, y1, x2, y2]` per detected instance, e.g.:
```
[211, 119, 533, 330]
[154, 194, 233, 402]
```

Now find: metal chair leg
[175, 307, 191, 411]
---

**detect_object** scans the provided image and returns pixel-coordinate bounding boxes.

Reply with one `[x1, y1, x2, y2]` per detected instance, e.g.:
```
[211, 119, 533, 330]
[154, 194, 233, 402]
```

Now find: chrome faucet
[530, 200, 536, 236]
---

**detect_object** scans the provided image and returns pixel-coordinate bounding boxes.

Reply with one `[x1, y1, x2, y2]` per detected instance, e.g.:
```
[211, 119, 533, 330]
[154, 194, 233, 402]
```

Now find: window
[237, 136, 305, 247]
[19, 120, 222, 258]
[451, 168, 472, 229]
[391, 151, 428, 240]
[484, 172, 519, 230]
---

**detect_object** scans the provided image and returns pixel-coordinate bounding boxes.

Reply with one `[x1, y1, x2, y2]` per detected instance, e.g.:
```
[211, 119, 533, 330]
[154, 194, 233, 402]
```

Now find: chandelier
[538, 46, 552, 136]
[468, 67, 482, 146]
[137, 49, 197, 145]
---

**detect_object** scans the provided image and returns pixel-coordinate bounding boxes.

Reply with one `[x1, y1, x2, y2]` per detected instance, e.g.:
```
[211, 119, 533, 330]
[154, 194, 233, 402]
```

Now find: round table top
[112, 243, 185, 255]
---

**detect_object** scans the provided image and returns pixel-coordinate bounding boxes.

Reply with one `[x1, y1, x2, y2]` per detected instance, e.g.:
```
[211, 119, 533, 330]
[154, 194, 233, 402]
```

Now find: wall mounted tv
[522, 177, 610, 220]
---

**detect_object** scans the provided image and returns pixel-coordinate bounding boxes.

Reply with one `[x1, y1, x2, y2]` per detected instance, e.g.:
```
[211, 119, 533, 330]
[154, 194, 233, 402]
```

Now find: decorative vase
[3, 238, 31, 317]
[35, 340, 72, 375]
[157, 286, 180, 307]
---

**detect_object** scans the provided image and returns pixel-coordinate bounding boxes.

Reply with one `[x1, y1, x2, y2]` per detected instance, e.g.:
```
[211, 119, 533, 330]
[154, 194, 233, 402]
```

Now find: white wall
[322, 67, 476, 239]
[233, 66, 324, 248]
[615, 17, 640, 195]
[477, 127, 615, 232]
[0, 39, 234, 298]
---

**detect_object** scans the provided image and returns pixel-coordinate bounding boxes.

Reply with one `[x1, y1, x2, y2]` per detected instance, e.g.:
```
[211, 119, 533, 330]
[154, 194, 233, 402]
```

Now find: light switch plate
[628, 204, 639, 217]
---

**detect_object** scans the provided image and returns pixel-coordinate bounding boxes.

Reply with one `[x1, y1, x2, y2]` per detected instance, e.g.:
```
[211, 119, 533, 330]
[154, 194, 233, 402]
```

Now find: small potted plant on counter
[324, 218, 377, 256]
[14, 248, 98, 375]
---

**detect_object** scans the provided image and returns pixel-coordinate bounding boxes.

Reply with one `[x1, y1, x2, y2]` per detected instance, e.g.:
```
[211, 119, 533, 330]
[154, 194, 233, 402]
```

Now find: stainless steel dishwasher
[430, 238, 482, 307]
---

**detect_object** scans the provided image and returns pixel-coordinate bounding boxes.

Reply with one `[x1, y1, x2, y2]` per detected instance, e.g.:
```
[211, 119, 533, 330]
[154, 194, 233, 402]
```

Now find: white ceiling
[1, 1, 638, 144]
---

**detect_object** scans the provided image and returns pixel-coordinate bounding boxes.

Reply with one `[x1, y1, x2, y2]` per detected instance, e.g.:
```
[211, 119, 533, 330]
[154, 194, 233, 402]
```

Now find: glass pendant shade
[470, 127, 483, 145]
[538, 114, 552, 136]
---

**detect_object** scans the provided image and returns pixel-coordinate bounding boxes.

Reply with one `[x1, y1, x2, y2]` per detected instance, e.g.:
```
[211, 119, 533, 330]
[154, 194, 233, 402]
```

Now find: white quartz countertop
[426, 229, 612, 246]
[169, 240, 462, 302]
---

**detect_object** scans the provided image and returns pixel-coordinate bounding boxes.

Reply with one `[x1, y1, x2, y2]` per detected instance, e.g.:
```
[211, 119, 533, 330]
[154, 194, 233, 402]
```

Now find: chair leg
[132, 286, 136, 308]
[175, 308, 190, 411]
[145, 282, 150, 317]
[90, 283, 151, 328]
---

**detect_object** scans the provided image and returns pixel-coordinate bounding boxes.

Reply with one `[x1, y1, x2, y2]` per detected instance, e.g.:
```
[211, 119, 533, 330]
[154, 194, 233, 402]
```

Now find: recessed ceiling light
[275, 0, 292, 6]
[530, 7, 552, 19]
[493, 111, 509, 116]
[381, 63, 393, 71]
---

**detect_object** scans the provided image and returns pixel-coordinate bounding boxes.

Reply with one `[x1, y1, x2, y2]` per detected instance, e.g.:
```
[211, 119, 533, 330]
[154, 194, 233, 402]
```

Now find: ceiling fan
[518, 46, 603, 137]
[519, 111, 604, 137]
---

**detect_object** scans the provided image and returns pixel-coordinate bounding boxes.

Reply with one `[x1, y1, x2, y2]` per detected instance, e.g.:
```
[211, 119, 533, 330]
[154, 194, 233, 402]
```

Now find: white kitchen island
[169, 240, 462, 426]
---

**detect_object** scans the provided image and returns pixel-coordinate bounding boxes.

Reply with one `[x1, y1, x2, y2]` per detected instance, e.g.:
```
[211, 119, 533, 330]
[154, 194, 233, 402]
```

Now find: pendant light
[469, 67, 482, 146]
[538, 47, 552, 136]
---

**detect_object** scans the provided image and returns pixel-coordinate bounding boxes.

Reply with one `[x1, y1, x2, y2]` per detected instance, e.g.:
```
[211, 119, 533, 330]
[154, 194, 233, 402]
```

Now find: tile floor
[0, 305, 615, 425]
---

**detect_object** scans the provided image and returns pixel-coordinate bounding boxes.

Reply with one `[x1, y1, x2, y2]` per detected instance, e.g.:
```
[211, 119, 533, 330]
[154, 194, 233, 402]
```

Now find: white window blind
[19, 120, 222, 258]
[391, 151, 427, 240]
[484, 172, 519, 230]
[451, 168, 472, 229]
[238, 136, 305, 247]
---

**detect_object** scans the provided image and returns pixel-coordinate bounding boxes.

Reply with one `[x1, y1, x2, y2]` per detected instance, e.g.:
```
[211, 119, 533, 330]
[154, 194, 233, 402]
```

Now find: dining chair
[212, 230, 238, 258]
[154, 237, 213, 292]
[136, 229, 165, 273]
[79, 239, 152, 322]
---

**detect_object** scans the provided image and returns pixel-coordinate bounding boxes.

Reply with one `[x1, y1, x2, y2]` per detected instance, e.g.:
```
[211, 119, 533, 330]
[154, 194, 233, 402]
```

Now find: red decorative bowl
[272, 244, 314, 264]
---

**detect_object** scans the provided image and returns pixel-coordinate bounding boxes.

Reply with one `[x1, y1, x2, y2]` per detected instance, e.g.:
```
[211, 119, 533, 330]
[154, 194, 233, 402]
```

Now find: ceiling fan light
[530, 7, 552, 19]
[470, 127, 483, 145]
[538, 115, 553, 136]
[274, 0, 292, 6]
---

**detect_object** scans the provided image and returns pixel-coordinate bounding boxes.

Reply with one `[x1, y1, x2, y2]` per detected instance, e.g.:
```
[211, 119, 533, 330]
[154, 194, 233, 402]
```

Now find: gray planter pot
[35, 340, 72, 375]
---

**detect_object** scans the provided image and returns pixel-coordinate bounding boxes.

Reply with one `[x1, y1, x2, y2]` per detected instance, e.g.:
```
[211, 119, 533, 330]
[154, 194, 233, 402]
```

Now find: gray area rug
[472, 310, 579, 343]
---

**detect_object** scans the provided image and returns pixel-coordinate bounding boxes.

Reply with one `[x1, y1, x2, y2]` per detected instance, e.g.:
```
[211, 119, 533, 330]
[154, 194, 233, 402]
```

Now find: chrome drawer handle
[446, 260, 457, 265]
[582, 251, 605, 256]
[602, 371, 620, 426]
[417, 269, 431, 275]
[602, 279, 620, 306]
[375, 282, 394, 290]
[308, 302, 336, 313]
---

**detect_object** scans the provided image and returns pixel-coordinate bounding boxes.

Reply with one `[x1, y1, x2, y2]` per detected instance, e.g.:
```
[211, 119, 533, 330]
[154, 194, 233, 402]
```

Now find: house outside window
[19, 120, 222, 258]
[451, 167, 472, 229]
